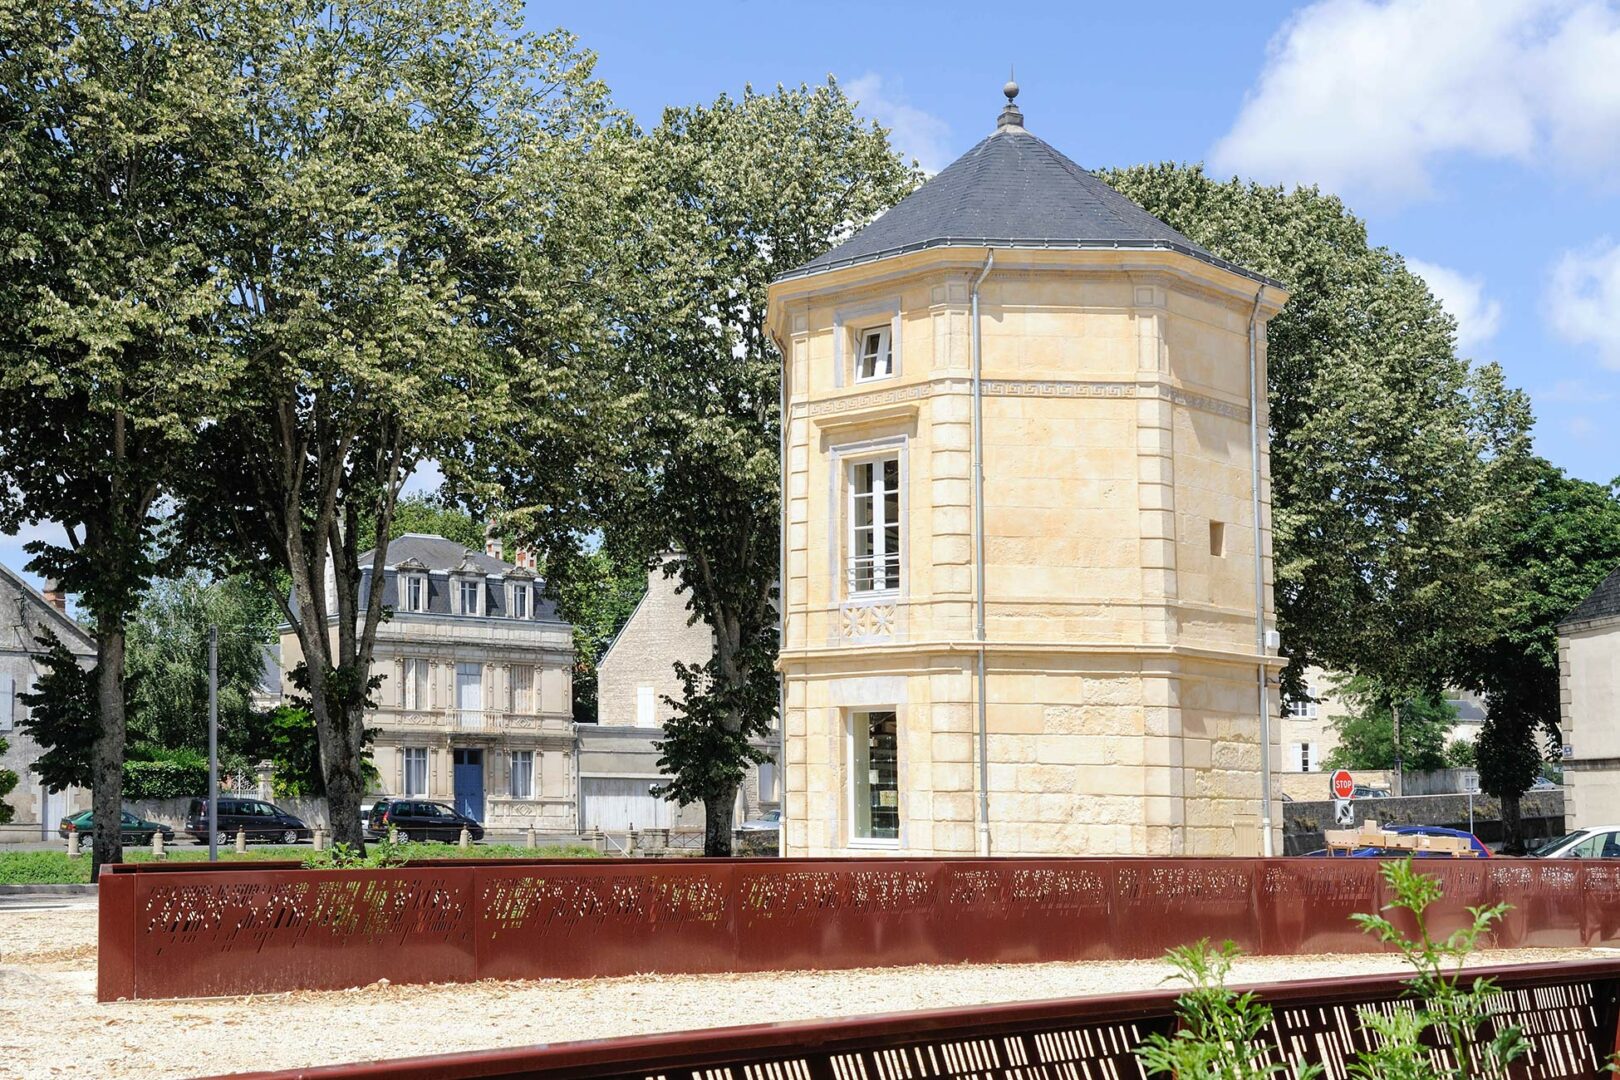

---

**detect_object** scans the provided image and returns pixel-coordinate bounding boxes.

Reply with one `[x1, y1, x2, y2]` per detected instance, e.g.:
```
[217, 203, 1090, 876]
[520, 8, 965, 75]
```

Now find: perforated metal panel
[98, 856, 1620, 1001]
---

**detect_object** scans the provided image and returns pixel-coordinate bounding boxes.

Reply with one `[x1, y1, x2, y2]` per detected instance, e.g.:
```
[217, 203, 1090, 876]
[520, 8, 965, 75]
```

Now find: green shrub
[122, 759, 210, 798]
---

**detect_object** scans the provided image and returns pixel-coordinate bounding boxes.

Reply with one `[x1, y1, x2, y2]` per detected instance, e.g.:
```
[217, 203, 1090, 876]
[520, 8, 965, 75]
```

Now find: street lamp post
[208, 625, 218, 861]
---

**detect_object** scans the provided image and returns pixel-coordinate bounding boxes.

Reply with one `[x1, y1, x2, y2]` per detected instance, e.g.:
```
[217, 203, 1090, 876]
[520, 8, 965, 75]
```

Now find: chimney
[512, 549, 535, 570]
[484, 519, 502, 561]
[42, 581, 67, 613]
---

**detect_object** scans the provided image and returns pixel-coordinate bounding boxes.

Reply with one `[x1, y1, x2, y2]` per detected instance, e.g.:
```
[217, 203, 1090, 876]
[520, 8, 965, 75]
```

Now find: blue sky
[6, 0, 1620, 589]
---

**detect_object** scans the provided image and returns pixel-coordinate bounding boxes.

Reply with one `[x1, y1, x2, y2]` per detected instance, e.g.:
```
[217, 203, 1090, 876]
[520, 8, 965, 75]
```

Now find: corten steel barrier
[202, 959, 1620, 1080]
[99, 856, 1620, 1001]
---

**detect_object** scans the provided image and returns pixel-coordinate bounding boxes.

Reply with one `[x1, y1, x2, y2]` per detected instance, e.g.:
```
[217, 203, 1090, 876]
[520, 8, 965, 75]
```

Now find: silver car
[738, 809, 782, 832]
[1531, 825, 1620, 858]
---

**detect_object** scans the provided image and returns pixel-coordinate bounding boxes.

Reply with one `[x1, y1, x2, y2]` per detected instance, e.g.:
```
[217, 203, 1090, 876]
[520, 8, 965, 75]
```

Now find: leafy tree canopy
[1322, 675, 1457, 773]
[472, 79, 920, 854]
[1100, 165, 1534, 703]
[15, 632, 100, 794]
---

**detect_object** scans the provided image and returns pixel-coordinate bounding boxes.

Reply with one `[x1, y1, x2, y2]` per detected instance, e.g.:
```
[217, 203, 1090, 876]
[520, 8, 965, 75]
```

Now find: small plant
[300, 838, 407, 870]
[1350, 857, 1526, 1079]
[1135, 938, 1323, 1079]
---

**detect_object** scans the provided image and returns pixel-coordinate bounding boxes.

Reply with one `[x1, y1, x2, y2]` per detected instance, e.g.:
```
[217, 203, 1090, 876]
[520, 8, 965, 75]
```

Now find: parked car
[1529, 776, 1561, 791]
[366, 799, 483, 843]
[1351, 785, 1392, 799]
[1529, 826, 1620, 859]
[185, 797, 312, 844]
[1305, 825, 1491, 859]
[738, 809, 782, 832]
[58, 809, 174, 845]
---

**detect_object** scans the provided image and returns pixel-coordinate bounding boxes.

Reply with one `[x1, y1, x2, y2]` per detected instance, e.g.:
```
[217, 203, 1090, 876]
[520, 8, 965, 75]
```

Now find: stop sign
[1331, 769, 1355, 800]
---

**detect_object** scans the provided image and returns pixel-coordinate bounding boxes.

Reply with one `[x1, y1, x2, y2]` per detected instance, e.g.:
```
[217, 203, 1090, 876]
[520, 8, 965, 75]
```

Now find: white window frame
[1285, 698, 1319, 719]
[401, 658, 428, 711]
[510, 665, 534, 715]
[401, 573, 428, 613]
[510, 750, 534, 799]
[854, 326, 892, 382]
[847, 454, 902, 596]
[832, 298, 901, 388]
[458, 578, 481, 616]
[0, 673, 13, 732]
[509, 582, 529, 620]
[847, 709, 900, 847]
[636, 685, 656, 728]
[402, 747, 428, 796]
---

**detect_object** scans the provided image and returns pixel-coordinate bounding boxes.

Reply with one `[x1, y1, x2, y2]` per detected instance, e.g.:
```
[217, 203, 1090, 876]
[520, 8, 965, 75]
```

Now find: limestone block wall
[773, 248, 1285, 859]
[1561, 620, 1620, 828]
[596, 558, 712, 728]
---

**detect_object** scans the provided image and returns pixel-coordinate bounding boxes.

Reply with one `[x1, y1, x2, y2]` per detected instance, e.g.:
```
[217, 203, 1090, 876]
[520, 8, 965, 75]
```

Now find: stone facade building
[766, 86, 1288, 857]
[1560, 562, 1620, 828]
[0, 563, 94, 838]
[585, 556, 778, 831]
[279, 534, 576, 831]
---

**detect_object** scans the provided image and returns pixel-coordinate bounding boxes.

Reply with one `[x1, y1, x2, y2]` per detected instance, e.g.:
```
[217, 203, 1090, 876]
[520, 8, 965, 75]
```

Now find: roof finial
[997, 69, 1024, 131]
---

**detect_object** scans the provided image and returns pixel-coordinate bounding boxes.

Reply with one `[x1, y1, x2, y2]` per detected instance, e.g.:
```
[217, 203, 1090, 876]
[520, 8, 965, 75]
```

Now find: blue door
[452, 748, 484, 822]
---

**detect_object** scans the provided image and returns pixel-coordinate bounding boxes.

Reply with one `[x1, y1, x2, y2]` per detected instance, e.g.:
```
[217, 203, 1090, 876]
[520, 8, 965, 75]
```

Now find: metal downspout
[772, 327, 790, 856]
[1247, 286, 1274, 857]
[971, 252, 995, 857]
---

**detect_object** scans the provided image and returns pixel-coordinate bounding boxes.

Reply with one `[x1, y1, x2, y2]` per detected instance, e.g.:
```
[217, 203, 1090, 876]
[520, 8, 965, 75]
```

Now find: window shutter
[0, 673, 12, 731]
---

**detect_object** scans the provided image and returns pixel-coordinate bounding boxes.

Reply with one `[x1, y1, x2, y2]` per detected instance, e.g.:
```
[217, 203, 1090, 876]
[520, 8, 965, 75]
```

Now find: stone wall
[1282, 790, 1565, 854]
[596, 556, 711, 728]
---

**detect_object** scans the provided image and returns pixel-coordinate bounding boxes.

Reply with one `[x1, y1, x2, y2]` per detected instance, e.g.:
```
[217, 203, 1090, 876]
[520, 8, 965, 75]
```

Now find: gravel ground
[1, 907, 1612, 1080]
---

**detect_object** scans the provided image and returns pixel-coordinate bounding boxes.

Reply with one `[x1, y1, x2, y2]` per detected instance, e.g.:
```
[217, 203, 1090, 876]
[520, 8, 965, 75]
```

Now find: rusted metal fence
[203, 959, 1620, 1080]
[100, 856, 1620, 1001]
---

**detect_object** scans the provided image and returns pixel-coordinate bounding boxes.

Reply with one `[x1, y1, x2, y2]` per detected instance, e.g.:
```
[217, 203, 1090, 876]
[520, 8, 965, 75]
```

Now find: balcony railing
[372, 707, 567, 733]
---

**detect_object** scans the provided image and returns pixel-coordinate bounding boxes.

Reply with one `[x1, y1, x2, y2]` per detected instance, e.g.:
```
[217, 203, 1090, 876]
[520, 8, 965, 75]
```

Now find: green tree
[1099, 166, 1533, 725]
[0, 0, 245, 873]
[1322, 675, 1456, 773]
[357, 493, 487, 554]
[552, 550, 647, 724]
[15, 633, 100, 795]
[0, 737, 17, 824]
[180, 0, 611, 848]
[125, 571, 275, 770]
[1465, 458, 1620, 849]
[479, 81, 919, 854]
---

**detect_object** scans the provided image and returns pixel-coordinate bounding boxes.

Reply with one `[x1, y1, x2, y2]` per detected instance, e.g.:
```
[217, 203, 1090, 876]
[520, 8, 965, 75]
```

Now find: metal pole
[970, 251, 995, 857]
[1392, 700, 1404, 798]
[208, 625, 218, 862]
[1246, 286, 1274, 857]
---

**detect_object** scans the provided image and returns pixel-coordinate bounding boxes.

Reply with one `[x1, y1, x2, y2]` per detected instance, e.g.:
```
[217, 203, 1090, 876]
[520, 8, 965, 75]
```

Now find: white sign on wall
[1461, 770, 1480, 795]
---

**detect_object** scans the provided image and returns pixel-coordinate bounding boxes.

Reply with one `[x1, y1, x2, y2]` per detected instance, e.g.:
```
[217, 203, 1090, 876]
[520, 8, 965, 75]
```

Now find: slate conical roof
[780, 84, 1276, 286]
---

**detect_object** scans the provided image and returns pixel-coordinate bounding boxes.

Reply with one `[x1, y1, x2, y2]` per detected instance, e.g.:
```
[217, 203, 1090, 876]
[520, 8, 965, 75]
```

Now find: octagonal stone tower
[765, 86, 1288, 858]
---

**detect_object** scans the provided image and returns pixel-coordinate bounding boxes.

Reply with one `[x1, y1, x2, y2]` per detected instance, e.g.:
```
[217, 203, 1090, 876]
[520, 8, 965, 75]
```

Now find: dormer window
[403, 574, 427, 612]
[510, 582, 529, 619]
[856, 326, 892, 381]
[459, 578, 481, 615]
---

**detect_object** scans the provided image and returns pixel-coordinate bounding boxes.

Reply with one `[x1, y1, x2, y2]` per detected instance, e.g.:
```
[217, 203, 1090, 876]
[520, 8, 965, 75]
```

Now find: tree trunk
[310, 692, 367, 850]
[703, 781, 738, 857]
[1500, 792, 1525, 854]
[90, 628, 127, 878]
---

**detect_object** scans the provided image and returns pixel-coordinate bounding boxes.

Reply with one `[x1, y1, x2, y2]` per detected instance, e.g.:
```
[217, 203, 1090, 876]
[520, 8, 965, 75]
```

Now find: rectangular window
[851, 710, 899, 842]
[510, 583, 529, 619]
[402, 747, 428, 796]
[1285, 698, 1319, 719]
[1298, 742, 1312, 772]
[459, 579, 481, 615]
[636, 685, 656, 727]
[1209, 521, 1226, 558]
[403, 574, 426, 612]
[401, 659, 428, 710]
[849, 457, 901, 594]
[856, 326, 892, 381]
[758, 759, 777, 803]
[510, 666, 534, 714]
[510, 750, 534, 798]
[0, 673, 12, 732]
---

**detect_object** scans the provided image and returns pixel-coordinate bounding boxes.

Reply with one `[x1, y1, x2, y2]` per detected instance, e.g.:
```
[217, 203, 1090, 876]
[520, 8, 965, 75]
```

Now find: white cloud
[1547, 239, 1620, 369]
[1538, 378, 1615, 403]
[844, 73, 953, 174]
[1212, 0, 1620, 200]
[1405, 258, 1501, 351]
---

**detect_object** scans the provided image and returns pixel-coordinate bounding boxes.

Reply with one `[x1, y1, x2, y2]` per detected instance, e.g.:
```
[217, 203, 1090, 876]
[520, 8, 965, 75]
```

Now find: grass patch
[0, 841, 599, 884]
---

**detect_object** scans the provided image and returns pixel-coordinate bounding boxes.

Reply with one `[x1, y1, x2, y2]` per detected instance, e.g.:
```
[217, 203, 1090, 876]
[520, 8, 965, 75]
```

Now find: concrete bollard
[234, 828, 247, 854]
[590, 826, 605, 855]
[151, 831, 166, 859]
[525, 827, 536, 850]
[627, 828, 638, 855]
[458, 826, 471, 850]
[67, 830, 81, 857]
[312, 828, 325, 852]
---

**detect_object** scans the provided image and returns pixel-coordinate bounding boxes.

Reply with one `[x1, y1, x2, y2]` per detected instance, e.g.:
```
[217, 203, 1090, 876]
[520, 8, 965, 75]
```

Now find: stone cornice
[792, 376, 1250, 423]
